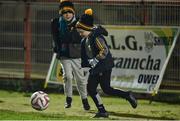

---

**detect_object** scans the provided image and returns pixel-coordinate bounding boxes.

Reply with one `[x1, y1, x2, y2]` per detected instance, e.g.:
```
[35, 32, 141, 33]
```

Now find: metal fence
[0, 0, 180, 90]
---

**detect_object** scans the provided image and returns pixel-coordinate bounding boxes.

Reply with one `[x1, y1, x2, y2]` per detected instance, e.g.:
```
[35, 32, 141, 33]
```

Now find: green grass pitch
[0, 90, 180, 120]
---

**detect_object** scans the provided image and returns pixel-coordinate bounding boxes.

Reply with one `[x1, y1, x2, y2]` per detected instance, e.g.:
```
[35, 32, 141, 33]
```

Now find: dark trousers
[87, 69, 129, 112]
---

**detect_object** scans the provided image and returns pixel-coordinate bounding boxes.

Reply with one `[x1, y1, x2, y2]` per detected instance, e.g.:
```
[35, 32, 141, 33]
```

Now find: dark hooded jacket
[81, 26, 114, 75]
[51, 16, 82, 59]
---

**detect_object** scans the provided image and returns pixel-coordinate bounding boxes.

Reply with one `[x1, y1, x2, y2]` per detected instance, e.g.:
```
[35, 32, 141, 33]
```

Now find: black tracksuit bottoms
[87, 69, 129, 112]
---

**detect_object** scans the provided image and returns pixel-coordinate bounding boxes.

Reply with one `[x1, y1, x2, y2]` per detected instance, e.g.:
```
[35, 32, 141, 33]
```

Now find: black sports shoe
[64, 103, 71, 108]
[82, 98, 90, 110]
[64, 97, 72, 108]
[126, 91, 137, 109]
[93, 112, 109, 118]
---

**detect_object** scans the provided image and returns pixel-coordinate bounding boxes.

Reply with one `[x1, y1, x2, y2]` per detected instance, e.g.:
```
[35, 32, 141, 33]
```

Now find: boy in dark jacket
[51, 0, 90, 110]
[76, 8, 137, 118]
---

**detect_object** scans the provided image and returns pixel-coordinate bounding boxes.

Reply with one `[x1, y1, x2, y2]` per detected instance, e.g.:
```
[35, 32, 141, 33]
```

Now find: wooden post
[24, 3, 32, 80]
[141, 0, 148, 25]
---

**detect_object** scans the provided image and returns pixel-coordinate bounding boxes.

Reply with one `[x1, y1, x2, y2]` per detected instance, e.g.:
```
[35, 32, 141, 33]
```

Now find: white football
[30, 91, 50, 111]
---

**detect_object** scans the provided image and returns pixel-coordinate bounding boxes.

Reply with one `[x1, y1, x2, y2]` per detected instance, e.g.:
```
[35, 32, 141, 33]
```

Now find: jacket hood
[91, 25, 108, 38]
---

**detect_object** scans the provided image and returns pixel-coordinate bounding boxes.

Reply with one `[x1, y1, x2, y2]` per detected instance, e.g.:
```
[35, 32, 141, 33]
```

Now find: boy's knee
[102, 87, 113, 95]
[63, 76, 73, 82]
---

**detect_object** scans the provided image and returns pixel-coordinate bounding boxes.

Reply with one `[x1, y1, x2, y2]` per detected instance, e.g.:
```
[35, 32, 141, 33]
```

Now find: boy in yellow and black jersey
[76, 8, 138, 118]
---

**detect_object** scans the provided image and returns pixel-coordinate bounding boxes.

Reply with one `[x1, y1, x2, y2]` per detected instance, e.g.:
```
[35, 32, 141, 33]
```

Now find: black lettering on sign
[138, 74, 159, 84]
[125, 35, 138, 50]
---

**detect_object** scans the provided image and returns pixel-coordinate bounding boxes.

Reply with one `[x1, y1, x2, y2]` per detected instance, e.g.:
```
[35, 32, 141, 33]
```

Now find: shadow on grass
[0, 100, 4, 103]
[108, 111, 175, 120]
[88, 110, 175, 120]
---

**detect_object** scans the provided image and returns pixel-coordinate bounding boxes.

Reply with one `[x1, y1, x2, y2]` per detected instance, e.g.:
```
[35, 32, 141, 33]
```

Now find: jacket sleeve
[51, 18, 59, 53]
[95, 37, 109, 60]
[81, 39, 91, 68]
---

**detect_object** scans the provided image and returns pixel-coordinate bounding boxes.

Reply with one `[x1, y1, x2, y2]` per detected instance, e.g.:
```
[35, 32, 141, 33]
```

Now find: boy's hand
[88, 58, 99, 68]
